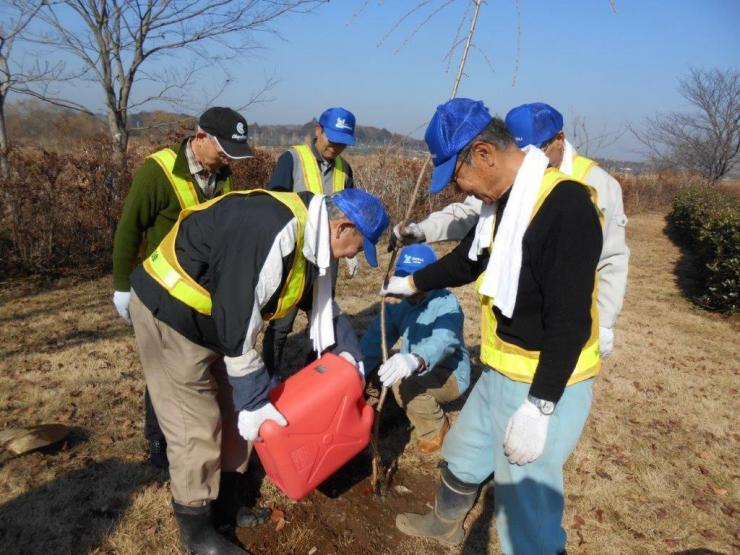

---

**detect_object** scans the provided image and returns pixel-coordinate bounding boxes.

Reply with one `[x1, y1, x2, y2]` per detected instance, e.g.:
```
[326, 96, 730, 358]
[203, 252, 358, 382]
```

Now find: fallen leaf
[712, 487, 728, 496]
[275, 517, 286, 532]
[572, 515, 585, 529]
[308, 548, 318, 555]
[595, 508, 604, 523]
[270, 509, 285, 523]
[394, 485, 412, 495]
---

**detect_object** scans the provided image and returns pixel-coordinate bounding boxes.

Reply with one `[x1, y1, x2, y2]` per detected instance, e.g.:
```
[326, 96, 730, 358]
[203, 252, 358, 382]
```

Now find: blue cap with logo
[505, 103, 564, 148]
[394, 244, 437, 277]
[424, 98, 493, 194]
[319, 107, 357, 146]
[332, 188, 390, 268]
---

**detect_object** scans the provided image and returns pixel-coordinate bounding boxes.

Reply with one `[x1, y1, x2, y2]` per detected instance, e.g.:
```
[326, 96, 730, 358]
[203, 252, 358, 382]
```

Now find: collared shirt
[185, 139, 218, 198]
[267, 140, 355, 193]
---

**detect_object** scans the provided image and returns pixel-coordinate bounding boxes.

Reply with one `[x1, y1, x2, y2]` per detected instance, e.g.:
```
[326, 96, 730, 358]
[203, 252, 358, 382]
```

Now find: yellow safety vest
[293, 144, 347, 195]
[147, 147, 232, 209]
[571, 154, 597, 183]
[142, 190, 308, 319]
[478, 168, 603, 386]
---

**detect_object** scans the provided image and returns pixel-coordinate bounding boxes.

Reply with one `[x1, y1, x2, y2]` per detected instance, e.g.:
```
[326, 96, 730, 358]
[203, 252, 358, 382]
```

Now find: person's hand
[344, 256, 359, 279]
[599, 327, 614, 357]
[503, 400, 551, 465]
[380, 276, 417, 298]
[237, 403, 287, 441]
[338, 351, 365, 383]
[113, 290, 132, 324]
[394, 222, 426, 245]
[378, 353, 421, 387]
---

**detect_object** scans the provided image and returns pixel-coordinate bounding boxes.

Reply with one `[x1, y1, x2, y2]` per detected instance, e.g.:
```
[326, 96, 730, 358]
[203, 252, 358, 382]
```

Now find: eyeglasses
[450, 143, 474, 187]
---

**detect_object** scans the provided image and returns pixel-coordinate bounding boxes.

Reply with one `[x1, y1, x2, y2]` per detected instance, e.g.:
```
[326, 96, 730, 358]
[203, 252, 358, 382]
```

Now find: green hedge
[670, 186, 739, 312]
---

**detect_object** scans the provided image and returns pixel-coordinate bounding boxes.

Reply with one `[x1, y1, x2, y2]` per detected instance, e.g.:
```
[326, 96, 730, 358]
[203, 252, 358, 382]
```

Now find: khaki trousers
[130, 291, 250, 506]
[392, 365, 461, 441]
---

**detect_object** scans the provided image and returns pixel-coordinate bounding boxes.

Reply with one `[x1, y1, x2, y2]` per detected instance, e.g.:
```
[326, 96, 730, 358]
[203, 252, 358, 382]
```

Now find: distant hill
[128, 110, 427, 153]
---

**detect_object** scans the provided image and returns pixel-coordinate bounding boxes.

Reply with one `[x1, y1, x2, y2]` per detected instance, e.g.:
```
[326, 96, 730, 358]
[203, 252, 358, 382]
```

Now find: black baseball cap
[198, 107, 254, 159]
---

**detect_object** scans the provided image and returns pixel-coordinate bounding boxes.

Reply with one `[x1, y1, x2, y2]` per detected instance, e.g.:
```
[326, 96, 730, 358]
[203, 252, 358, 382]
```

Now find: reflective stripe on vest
[571, 154, 597, 183]
[148, 147, 232, 208]
[142, 190, 308, 318]
[478, 168, 603, 386]
[293, 144, 347, 194]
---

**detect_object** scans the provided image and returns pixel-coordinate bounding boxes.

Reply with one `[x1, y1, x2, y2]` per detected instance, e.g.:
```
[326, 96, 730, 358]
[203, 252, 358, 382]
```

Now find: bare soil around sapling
[0, 212, 738, 555]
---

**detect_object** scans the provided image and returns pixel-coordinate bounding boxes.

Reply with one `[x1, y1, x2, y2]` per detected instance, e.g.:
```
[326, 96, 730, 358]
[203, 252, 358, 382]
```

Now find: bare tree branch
[631, 68, 739, 184]
[32, 0, 326, 157]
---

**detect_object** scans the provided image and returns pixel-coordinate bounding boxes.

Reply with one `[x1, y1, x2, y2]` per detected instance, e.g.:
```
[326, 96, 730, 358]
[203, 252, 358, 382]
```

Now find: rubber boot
[396, 462, 478, 546]
[173, 501, 250, 555]
[215, 472, 270, 529]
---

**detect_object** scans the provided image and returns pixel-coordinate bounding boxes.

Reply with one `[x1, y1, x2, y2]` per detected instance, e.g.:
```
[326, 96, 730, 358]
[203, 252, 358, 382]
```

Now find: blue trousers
[442, 369, 594, 555]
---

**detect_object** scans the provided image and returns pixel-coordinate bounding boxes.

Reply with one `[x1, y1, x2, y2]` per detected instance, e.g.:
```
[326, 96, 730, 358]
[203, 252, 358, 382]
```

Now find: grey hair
[459, 117, 517, 163]
[324, 196, 347, 221]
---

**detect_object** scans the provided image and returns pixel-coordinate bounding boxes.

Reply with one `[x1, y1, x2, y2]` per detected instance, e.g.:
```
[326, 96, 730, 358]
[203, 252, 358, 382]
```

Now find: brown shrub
[618, 170, 701, 214]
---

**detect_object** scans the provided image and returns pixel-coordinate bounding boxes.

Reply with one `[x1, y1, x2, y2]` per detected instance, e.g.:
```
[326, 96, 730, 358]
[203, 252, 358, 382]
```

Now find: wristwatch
[527, 394, 555, 415]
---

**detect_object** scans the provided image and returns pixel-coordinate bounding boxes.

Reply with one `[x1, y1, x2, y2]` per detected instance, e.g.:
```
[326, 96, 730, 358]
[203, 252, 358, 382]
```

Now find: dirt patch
[0, 212, 738, 554]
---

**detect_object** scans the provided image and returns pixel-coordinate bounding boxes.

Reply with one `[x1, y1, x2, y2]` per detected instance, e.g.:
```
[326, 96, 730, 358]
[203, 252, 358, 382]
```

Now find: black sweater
[413, 181, 602, 402]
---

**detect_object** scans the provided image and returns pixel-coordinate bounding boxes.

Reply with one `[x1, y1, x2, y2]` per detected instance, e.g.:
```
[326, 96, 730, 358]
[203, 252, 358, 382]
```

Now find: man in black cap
[112, 107, 253, 469]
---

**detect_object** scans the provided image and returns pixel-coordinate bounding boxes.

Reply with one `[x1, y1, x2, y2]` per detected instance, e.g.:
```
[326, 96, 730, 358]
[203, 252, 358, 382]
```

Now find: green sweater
[112, 140, 232, 291]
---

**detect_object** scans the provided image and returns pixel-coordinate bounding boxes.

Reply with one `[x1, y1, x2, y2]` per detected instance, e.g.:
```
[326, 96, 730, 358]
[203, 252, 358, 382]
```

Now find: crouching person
[360, 244, 471, 455]
[128, 188, 389, 555]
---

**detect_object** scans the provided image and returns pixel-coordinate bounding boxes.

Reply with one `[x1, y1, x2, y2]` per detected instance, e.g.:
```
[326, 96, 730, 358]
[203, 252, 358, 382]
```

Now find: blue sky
[13, 0, 740, 160]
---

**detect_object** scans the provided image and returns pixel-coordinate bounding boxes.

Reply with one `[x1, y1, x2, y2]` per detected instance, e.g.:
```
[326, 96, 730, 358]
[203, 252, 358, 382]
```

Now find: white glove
[378, 353, 421, 387]
[599, 326, 614, 357]
[113, 290, 131, 324]
[379, 276, 417, 298]
[393, 222, 426, 245]
[237, 403, 287, 441]
[344, 256, 359, 278]
[503, 400, 551, 465]
[338, 351, 365, 383]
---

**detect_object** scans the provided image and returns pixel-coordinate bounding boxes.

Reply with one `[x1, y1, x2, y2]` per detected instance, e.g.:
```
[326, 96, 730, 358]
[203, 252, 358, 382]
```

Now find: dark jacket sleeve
[528, 183, 603, 403]
[267, 151, 294, 191]
[413, 223, 487, 291]
[112, 159, 170, 290]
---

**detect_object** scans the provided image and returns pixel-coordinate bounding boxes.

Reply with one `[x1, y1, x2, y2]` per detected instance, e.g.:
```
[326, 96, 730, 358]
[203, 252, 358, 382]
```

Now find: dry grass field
[0, 212, 738, 555]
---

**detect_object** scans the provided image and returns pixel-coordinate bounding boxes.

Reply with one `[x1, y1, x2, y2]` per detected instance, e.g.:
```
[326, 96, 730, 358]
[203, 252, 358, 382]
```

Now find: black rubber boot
[215, 472, 270, 529]
[173, 501, 250, 555]
[148, 439, 168, 470]
[396, 462, 479, 546]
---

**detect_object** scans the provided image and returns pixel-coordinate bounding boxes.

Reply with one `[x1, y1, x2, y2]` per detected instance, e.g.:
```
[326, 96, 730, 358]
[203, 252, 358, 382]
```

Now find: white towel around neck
[470, 146, 550, 318]
[302, 195, 334, 354]
[559, 139, 576, 176]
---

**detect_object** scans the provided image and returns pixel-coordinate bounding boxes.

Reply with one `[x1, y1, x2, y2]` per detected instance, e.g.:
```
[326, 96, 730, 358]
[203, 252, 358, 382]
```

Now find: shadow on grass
[0, 458, 158, 555]
[663, 215, 709, 308]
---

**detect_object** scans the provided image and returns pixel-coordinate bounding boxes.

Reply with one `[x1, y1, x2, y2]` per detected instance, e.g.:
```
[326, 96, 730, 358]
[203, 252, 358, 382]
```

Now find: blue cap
[424, 98, 493, 194]
[505, 103, 563, 148]
[318, 107, 356, 145]
[332, 188, 390, 268]
[394, 244, 437, 277]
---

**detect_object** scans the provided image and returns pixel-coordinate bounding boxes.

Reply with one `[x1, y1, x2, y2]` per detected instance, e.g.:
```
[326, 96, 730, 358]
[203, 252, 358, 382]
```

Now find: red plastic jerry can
[253, 353, 374, 500]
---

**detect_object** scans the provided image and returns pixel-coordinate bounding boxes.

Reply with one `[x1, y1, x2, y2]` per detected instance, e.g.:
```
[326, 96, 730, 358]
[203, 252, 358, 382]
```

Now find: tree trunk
[106, 106, 128, 159]
[0, 93, 9, 178]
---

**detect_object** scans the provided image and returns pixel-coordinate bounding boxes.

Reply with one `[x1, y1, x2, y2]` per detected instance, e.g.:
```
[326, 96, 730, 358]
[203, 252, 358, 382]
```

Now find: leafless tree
[632, 68, 740, 184]
[568, 114, 625, 158]
[34, 0, 325, 158]
[0, 0, 89, 176]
